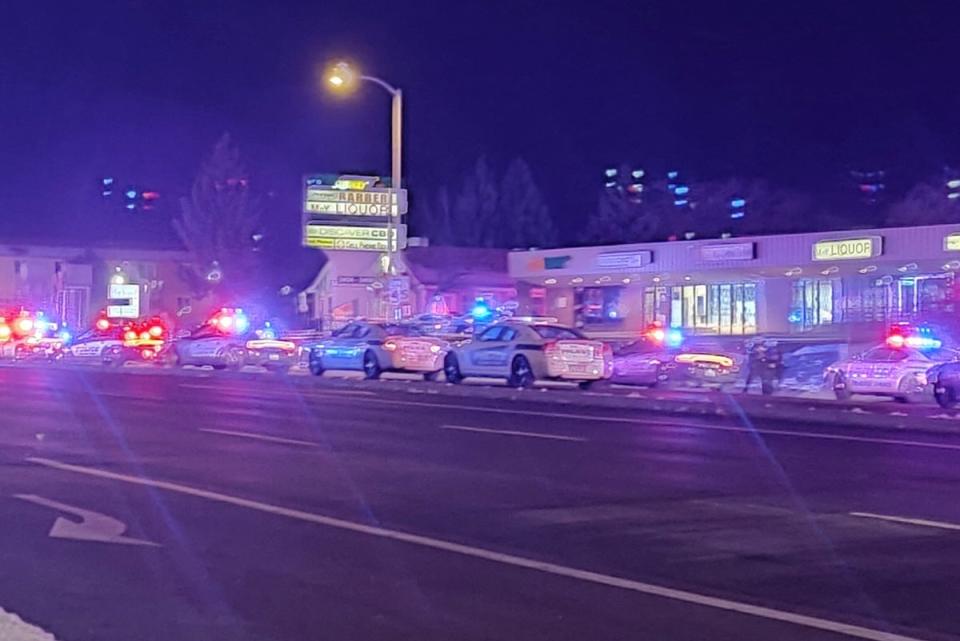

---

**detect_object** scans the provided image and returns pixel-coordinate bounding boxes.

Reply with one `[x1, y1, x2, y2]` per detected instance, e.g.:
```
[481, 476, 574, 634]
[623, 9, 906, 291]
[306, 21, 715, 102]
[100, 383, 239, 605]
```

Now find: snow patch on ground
[0, 607, 60, 641]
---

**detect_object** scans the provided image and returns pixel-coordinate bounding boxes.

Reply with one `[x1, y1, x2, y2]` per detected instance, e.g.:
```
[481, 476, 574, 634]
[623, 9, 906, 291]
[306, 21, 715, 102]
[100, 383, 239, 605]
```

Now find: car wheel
[761, 379, 775, 395]
[444, 354, 463, 384]
[225, 347, 245, 371]
[896, 375, 925, 404]
[362, 351, 381, 380]
[935, 385, 958, 409]
[832, 372, 852, 400]
[578, 380, 595, 391]
[308, 355, 325, 376]
[508, 355, 535, 388]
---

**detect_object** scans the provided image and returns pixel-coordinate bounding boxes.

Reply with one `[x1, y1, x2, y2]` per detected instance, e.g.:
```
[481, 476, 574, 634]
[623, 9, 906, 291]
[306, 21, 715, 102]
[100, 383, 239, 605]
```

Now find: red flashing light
[124, 330, 137, 342]
[0, 324, 10, 340]
[96, 318, 110, 331]
[886, 334, 905, 348]
[148, 324, 163, 338]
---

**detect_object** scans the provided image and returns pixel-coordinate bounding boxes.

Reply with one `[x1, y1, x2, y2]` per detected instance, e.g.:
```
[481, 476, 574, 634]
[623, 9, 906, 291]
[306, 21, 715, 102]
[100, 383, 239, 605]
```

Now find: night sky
[2, 1, 958, 244]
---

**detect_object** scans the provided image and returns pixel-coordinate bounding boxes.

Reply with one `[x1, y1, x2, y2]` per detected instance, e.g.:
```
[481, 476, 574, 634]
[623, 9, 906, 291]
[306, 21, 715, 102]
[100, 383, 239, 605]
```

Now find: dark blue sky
[1, 1, 958, 243]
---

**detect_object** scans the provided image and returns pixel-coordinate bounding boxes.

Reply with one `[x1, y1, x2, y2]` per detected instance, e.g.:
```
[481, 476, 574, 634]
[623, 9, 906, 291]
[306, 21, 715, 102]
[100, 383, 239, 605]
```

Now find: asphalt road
[3, 365, 960, 641]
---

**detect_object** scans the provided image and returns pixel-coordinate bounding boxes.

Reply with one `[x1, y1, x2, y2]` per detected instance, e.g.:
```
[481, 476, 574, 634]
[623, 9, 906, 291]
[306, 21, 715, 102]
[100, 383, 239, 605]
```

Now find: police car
[824, 326, 958, 402]
[0, 311, 66, 362]
[308, 321, 448, 380]
[64, 316, 166, 366]
[442, 320, 612, 389]
[165, 309, 297, 372]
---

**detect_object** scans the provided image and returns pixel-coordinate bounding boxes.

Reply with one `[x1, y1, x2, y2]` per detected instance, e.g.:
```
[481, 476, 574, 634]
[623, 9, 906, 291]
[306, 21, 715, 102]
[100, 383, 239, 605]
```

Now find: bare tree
[174, 133, 262, 297]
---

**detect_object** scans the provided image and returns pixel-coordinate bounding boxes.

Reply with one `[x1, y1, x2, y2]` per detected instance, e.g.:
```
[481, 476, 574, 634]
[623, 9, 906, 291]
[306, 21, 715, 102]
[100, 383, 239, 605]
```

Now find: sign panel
[945, 233, 960, 252]
[812, 237, 881, 261]
[700, 242, 755, 262]
[596, 251, 652, 270]
[336, 276, 378, 286]
[304, 223, 407, 252]
[106, 284, 140, 319]
[304, 187, 407, 216]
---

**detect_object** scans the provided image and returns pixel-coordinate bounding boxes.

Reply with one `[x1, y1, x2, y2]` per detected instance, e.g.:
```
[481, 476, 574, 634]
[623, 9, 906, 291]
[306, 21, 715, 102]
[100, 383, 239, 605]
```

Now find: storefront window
[719, 285, 732, 334]
[694, 285, 708, 328]
[743, 283, 757, 334]
[575, 287, 623, 325]
[670, 287, 682, 328]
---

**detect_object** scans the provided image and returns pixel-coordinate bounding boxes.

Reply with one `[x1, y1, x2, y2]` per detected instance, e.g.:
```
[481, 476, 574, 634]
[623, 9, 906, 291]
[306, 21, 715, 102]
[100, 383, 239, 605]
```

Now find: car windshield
[530, 325, 585, 340]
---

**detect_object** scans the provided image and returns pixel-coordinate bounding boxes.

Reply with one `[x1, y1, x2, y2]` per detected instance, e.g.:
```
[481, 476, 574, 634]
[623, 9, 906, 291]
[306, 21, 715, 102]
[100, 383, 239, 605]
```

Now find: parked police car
[442, 320, 612, 389]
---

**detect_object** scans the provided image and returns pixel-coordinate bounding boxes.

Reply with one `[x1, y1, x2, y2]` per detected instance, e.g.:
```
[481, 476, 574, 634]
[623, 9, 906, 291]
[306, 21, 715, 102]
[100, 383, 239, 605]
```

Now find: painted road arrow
[14, 494, 160, 547]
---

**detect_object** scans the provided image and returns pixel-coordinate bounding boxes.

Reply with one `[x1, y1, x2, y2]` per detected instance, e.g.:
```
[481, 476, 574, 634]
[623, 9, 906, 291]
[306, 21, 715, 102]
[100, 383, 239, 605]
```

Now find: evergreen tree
[174, 134, 262, 297]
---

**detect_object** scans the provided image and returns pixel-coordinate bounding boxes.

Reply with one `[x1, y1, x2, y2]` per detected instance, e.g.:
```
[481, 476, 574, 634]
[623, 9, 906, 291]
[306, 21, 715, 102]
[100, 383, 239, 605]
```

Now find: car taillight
[545, 341, 559, 357]
[0, 325, 10, 340]
[430, 344, 441, 353]
[148, 325, 163, 338]
[383, 340, 398, 351]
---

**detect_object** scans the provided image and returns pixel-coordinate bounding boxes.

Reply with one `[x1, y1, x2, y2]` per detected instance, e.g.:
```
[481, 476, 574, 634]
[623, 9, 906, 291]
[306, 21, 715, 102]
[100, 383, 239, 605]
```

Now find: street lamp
[325, 61, 403, 276]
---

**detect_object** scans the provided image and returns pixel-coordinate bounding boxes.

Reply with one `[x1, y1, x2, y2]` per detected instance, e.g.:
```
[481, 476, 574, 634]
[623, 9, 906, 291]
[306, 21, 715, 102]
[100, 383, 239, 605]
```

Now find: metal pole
[388, 89, 402, 319]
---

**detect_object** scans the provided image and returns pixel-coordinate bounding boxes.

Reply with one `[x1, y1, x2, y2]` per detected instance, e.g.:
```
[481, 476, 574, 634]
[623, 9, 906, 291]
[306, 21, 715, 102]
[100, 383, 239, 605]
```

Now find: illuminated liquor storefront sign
[812, 237, 881, 261]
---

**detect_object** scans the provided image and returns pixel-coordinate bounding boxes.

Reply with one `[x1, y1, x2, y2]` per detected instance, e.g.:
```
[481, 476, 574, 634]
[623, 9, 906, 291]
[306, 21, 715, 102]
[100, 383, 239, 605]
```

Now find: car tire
[935, 385, 958, 409]
[362, 351, 381, 380]
[508, 355, 535, 389]
[225, 347, 245, 371]
[308, 355, 325, 377]
[896, 375, 925, 404]
[578, 380, 595, 391]
[444, 354, 463, 384]
[833, 372, 852, 401]
[761, 379, 775, 396]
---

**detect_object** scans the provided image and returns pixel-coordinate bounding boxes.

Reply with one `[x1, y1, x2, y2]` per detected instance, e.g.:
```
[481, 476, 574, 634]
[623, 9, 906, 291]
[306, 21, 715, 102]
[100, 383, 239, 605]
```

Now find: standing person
[743, 339, 766, 393]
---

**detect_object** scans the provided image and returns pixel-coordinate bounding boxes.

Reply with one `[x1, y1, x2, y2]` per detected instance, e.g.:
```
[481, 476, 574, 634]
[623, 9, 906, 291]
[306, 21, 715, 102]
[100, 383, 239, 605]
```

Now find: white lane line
[850, 512, 960, 532]
[199, 428, 319, 448]
[302, 393, 960, 453]
[440, 424, 586, 442]
[26, 457, 930, 641]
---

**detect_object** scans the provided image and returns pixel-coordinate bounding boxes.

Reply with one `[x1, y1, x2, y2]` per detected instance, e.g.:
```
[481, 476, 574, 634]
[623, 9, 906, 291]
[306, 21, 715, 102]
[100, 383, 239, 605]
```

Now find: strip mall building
[508, 223, 960, 337]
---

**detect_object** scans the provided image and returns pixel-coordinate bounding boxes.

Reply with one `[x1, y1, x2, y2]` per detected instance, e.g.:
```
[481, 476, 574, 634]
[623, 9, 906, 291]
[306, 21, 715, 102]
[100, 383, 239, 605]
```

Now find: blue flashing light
[674, 185, 690, 195]
[607, 309, 618, 319]
[788, 310, 803, 324]
[234, 314, 250, 333]
[674, 199, 689, 207]
[631, 169, 645, 179]
[125, 189, 138, 199]
[665, 329, 684, 348]
[57, 329, 72, 343]
[471, 299, 493, 320]
[731, 198, 746, 208]
[730, 211, 745, 219]
[125, 202, 136, 210]
[667, 171, 679, 179]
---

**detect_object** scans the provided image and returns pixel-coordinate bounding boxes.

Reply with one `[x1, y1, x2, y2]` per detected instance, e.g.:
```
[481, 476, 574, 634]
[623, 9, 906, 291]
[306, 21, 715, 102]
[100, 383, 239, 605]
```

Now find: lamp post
[326, 61, 403, 277]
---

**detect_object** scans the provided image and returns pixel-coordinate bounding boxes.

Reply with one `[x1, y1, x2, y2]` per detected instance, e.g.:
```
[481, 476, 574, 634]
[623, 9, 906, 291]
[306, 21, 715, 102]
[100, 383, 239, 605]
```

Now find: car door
[467, 326, 514, 376]
[847, 347, 888, 392]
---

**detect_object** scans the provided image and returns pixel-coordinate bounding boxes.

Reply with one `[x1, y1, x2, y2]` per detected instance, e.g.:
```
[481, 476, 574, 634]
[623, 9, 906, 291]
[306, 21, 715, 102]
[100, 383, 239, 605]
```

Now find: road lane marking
[300, 393, 960, 453]
[14, 494, 159, 547]
[26, 456, 929, 641]
[850, 512, 960, 532]
[199, 428, 320, 448]
[440, 424, 586, 442]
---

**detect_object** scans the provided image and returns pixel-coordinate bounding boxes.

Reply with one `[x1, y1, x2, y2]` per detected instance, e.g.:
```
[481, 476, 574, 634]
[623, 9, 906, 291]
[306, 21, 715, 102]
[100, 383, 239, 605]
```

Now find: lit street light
[325, 61, 403, 277]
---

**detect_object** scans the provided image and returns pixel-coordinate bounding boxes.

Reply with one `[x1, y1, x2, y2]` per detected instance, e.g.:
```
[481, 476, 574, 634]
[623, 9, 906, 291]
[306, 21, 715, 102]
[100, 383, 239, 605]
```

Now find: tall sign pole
[389, 89, 403, 278]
